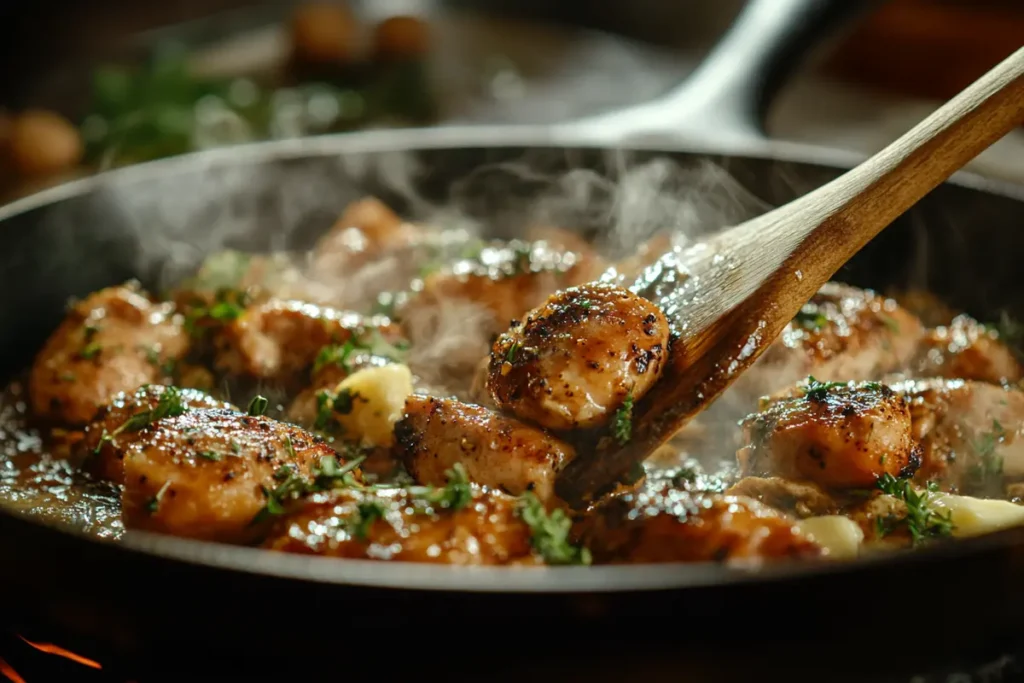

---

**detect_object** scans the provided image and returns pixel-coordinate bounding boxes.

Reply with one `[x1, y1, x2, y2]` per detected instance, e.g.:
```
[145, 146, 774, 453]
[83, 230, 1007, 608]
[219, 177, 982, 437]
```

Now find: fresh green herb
[112, 386, 188, 435]
[509, 243, 534, 275]
[505, 340, 521, 363]
[314, 390, 336, 432]
[863, 381, 883, 391]
[516, 492, 591, 565]
[183, 288, 249, 337]
[423, 462, 473, 511]
[93, 430, 112, 454]
[804, 376, 847, 401]
[230, 440, 241, 454]
[315, 387, 362, 434]
[247, 395, 269, 416]
[80, 341, 102, 360]
[613, 393, 635, 445]
[197, 450, 221, 462]
[579, 299, 592, 311]
[312, 329, 409, 376]
[251, 454, 366, 524]
[794, 308, 827, 330]
[146, 480, 172, 514]
[349, 501, 386, 540]
[880, 314, 901, 333]
[875, 473, 955, 544]
[284, 436, 297, 460]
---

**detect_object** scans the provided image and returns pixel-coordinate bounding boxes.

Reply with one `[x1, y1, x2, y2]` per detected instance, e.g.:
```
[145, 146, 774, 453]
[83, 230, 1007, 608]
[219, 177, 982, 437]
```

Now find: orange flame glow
[0, 656, 27, 683]
[17, 637, 102, 669]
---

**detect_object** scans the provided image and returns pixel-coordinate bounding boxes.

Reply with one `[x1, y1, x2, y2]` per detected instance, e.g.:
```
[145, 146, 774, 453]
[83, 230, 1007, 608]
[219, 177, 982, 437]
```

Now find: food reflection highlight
[4, 156, 1024, 568]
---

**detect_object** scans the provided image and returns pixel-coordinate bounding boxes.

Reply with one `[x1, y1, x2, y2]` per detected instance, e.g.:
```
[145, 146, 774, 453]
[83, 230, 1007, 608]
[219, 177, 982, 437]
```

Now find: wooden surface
[557, 47, 1024, 505]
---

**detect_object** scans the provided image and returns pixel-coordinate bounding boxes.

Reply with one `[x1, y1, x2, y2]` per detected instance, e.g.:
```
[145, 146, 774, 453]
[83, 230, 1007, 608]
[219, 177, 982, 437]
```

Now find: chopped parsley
[612, 393, 635, 445]
[875, 473, 955, 545]
[349, 501, 386, 540]
[247, 395, 269, 416]
[80, 341, 102, 360]
[112, 386, 188, 435]
[422, 462, 473, 511]
[794, 307, 827, 330]
[879, 314, 901, 333]
[183, 288, 249, 337]
[251, 454, 366, 524]
[197, 450, 222, 462]
[505, 340, 521, 363]
[804, 376, 847, 401]
[145, 481, 172, 514]
[314, 388, 362, 433]
[516, 492, 591, 565]
[312, 329, 409, 376]
[578, 299, 592, 311]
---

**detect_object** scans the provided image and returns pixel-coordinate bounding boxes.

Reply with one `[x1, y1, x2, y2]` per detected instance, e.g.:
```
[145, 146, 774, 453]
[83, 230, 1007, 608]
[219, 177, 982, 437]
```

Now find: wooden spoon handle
[692, 46, 1024, 335]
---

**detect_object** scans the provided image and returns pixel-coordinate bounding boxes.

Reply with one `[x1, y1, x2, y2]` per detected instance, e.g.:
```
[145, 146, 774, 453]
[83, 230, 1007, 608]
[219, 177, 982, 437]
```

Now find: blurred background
[0, 0, 1021, 203]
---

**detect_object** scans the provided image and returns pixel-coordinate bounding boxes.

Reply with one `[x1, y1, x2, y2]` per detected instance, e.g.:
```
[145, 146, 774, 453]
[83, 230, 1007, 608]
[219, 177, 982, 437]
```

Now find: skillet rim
[4, 123, 1024, 593]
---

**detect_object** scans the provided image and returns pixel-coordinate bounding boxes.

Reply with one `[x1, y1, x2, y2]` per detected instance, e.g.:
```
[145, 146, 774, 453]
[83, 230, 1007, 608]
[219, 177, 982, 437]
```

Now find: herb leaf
[247, 395, 269, 416]
[794, 307, 827, 330]
[612, 393, 634, 445]
[804, 376, 847, 401]
[250, 454, 366, 524]
[516, 492, 591, 565]
[875, 473, 955, 545]
[112, 386, 188, 435]
[424, 462, 473, 511]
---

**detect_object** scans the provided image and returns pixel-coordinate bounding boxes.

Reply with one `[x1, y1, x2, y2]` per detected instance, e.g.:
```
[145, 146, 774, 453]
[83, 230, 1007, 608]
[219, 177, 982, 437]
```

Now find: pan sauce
[4, 194, 1024, 566]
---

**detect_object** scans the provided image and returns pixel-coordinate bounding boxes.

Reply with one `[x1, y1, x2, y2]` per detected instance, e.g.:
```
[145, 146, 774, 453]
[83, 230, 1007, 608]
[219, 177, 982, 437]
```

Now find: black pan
[3, 1, 1024, 680]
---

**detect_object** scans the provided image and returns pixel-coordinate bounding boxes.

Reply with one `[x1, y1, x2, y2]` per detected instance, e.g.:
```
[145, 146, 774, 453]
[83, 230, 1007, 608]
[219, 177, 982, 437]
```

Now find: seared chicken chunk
[574, 481, 822, 564]
[488, 283, 670, 431]
[738, 381, 918, 489]
[214, 298, 401, 381]
[734, 283, 923, 400]
[909, 314, 1022, 384]
[394, 395, 576, 504]
[30, 283, 190, 425]
[405, 239, 602, 336]
[261, 485, 542, 565]
[310, 197, 422, 276]
[890, 378, 1024, 493]
[120, 408, 338, 543]
[78, 385, 235, 483]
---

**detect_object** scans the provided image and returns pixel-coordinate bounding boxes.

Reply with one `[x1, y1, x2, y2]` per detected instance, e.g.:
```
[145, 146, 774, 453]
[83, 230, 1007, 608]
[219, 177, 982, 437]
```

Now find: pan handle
[571, 0, 877, 144]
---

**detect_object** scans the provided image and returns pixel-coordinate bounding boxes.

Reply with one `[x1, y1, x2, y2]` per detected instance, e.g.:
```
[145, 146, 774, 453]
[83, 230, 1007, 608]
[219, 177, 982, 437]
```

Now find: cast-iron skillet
[3, 0, 1024, 679]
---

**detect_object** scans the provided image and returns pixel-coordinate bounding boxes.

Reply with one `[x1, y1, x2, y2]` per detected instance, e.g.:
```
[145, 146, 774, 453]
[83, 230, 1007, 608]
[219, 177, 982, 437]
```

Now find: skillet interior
[4, 132, 1024, 668]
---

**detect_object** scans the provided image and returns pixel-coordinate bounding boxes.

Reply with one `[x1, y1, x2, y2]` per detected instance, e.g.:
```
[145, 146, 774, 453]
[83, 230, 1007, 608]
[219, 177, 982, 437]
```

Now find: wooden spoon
[555, 46, 1024, 508]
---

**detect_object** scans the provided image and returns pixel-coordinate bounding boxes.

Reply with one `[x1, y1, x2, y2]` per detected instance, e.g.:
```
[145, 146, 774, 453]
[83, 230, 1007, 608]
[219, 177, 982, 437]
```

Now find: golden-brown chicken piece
[909, 314, 1022, 384]
[889, 378, 1024, 494]
[29, 283, 190, 425]
[737, 380, 918, 489]
[487, 283, 671, 432]
[78, 385, 236, 483]
[120, 408, 339, 543]
[734, 283, 924, 400]
[405, 240, 603, 337]
[310, 197, 422, 277]
[394, 395, 576, 504]
[261, 485, 542, 565]
[574, 481, 822, 564]
[214, 298, 402, 381]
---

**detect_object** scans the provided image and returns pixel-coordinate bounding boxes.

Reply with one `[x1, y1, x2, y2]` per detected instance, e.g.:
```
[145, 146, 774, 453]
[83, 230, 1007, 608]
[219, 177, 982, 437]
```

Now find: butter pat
[333, 364, 414, 447]
[931, 492, 1024, 538]
[796, 515, 864, 559]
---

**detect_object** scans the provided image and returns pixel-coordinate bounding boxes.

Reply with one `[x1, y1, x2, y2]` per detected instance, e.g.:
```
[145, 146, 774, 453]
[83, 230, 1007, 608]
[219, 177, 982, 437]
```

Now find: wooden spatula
[555, 46, 1024, 508]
